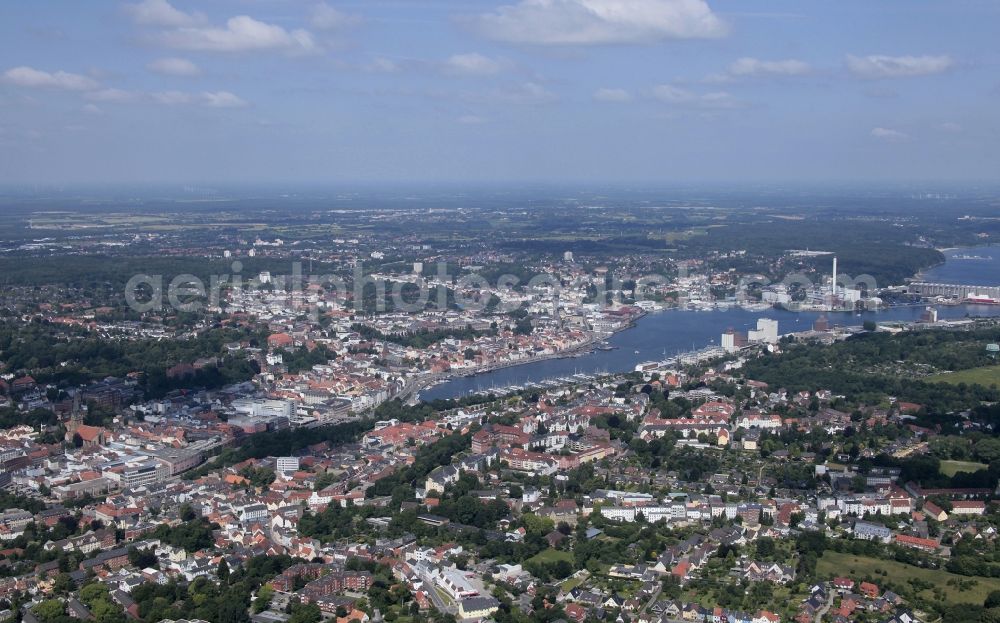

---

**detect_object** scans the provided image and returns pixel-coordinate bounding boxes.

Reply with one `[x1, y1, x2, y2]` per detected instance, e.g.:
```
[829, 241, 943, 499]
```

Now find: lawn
[816, 551, 1000, 605]
[527, 549, 575, 566]
[560, 570, 590, 592]
[683, 586, 796, 613]
[940, 459, 989, 477]
[926, 365, 1000, 388]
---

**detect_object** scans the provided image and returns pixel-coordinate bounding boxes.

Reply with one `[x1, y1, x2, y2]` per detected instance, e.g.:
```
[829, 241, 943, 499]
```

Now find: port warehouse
[909, 282, 1000, 300]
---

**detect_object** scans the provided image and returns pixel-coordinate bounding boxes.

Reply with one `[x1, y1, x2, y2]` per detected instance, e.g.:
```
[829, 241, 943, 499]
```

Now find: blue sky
[1, 0, 998, 185]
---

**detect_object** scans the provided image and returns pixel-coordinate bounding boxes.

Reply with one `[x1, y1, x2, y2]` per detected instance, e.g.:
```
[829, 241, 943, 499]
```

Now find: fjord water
[920, 244, 1000, 286]
[421, 248, 1000, 401]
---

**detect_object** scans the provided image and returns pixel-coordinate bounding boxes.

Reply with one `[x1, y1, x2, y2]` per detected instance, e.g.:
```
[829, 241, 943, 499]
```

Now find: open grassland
[927, 365, 1000, 388]
[940, 459, 989, 477]
[817, 551, 1000, 605]
[527, 549, 574, 565]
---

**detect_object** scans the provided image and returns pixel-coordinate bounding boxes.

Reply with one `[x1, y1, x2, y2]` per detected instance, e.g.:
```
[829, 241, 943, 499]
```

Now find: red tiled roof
[75, 425, 105, 442]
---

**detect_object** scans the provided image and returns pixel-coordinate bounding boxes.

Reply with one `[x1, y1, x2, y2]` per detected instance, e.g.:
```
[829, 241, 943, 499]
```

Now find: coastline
[417, 303, 1000, 402]
[410, 244, 1000, 402]
[916, 244, 1000, 284]
[394, 311, 646, 403]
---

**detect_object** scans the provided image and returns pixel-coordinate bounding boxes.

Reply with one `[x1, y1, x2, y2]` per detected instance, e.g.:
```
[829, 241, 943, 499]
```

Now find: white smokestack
[832, 257, 837, 296]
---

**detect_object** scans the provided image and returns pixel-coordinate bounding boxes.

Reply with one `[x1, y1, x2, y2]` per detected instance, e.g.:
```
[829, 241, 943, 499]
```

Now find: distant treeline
[0, 255, 335, 290]
[499, 218, 945, 286]
[0, 321, 265, 394]
[687, 219, 945, 286]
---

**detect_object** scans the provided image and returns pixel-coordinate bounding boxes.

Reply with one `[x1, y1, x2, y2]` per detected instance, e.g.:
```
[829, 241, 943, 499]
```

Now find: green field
[817, 551, 1000, 605]
[927, 365, 1000, 388]
[560, 570, 590, 592]
[527, 548, 574, 565]
[940, 459, 989, 477]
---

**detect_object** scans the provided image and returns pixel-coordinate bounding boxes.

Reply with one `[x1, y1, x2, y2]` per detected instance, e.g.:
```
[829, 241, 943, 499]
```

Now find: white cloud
[652, 84, 693, 103]
[154, 90, 247, 107]
[652, 84, 740, 109]
[85, 88, 141, 103]
[156, 15, 318, 53]
[465, 81, 556, 104]
[445, 53, 504, 76]
[499, 81, 557, 103]
[871, 127, 908, 141]
[458, 115, 486, 124]
[729, 57, 810, 77]
[83, 104, 104, 115]
[153, 90, 196, 105]
[124, 0, 205, 27]
[847, 54, 953, 79]
[311, 2, 362, 30]
[202, 91, 248, 108]
[941, 121, 962, 133]
[472, 0, 727, 46]
[148, 57, 201, 76]
[3, 66, 98, 91]
[593, 87, 631, 102]
[2, 62, 241, 111]
[363, 57, 400, 73]
[706, 57, 810, 83]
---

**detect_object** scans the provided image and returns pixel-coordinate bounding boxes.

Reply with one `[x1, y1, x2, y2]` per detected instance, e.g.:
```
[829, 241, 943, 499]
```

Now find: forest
[742, 326, 1000, 418]
[0, 254, 335, 292]
[0, 321, 265, 393]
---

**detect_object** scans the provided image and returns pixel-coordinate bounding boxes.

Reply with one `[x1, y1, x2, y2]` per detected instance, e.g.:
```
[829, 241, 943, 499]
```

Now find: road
[814, 588, 835, 623]
[427, 585, 457, 615]
[639, 584, 662, 613]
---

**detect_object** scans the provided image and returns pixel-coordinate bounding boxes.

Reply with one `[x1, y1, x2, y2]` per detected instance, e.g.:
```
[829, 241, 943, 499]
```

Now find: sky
[1, 0, 999, 186]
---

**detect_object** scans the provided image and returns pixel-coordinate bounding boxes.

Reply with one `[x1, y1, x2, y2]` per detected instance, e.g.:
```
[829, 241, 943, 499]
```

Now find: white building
[840, 497, 891, 516]
[599, 505, 682, 524]
[239, 504, 269, 523]
[747, 318, 779, 344]
[436, 567, 479, 600]
[721, 331, 737, 353]
[231, 398, 295, 418]
[736, 414, 782, 430]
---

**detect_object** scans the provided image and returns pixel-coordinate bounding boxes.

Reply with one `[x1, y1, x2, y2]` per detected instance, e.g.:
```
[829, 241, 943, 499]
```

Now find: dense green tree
[152, 518, 216, 552]
[217, 559, 231, 584]
[288, 602, 322, 623]
[217, 598, 250, 623]
[33, 599, 67, 623]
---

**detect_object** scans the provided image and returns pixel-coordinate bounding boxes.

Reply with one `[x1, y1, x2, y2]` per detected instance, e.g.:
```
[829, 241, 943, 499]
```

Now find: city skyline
[1, 0, 997, 184]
